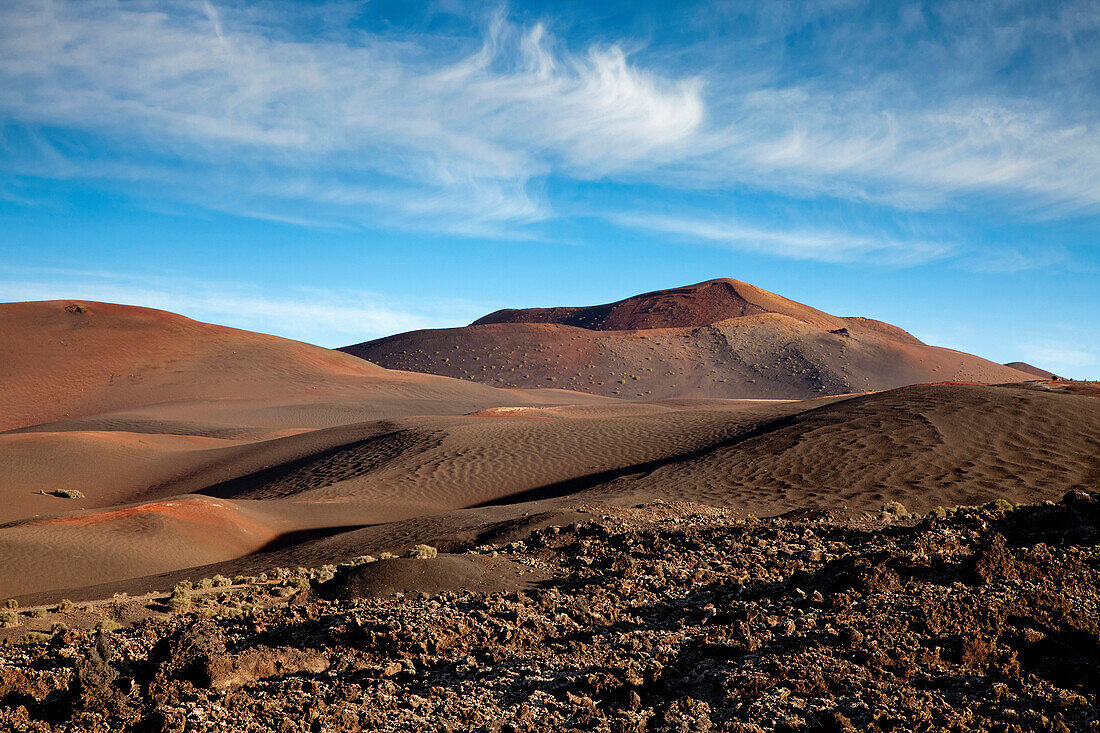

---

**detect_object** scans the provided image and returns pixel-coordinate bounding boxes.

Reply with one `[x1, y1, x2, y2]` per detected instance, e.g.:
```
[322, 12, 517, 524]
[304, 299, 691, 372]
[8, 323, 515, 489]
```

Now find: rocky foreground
[1, 492, 1099, 732]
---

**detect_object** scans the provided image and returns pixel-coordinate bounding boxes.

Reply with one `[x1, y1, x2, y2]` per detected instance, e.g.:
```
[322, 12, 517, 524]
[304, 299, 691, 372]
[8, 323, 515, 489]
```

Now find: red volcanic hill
[0, 295, 1090, 602]
[1004, 361, 1059, 380]
[473, 279, 851, 332]
[0, 300, 533, 432]
[342, 279, 1036, 399]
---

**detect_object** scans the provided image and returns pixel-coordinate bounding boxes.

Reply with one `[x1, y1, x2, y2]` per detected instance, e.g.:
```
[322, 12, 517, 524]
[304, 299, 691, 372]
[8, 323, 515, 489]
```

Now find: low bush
[408, 544, 438, 559]
[983, 498, 1016, 513]
[168, 587, 191, 613]
[48, 489, 85, 500]
[94, 618, 121, 632]
[881, 501, 910, 520]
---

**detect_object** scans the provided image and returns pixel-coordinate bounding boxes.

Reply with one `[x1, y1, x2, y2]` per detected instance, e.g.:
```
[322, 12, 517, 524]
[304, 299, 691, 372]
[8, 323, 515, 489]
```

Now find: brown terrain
[342, 279, 1038, 399]
[1005, 361, 1059, 380]
[2, 495, 1100, 732]
[0, 287, 1096, 732]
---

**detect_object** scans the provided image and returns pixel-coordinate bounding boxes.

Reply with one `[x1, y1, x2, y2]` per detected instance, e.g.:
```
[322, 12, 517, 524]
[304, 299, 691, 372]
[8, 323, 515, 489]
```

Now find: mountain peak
[472, 278, 844, 332]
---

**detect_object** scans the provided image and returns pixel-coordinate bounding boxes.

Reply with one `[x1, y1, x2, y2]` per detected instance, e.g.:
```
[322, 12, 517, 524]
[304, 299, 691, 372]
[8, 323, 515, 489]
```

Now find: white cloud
[1018, 342, 1096, 371]
[0, 1, 702, 234]
[0, 267, 486, 346]
[669, 94, 1100, 216]
[612, 212, 954, 265]
[0, 0, 1096, 253]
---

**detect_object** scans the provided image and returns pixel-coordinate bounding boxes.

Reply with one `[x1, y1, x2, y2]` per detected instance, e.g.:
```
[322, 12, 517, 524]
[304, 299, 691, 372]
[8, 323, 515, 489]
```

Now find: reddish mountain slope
[343, 280, 1034, 399]
[1005, 361, 1058, 379]
[0, 300, 546, 432]
[474, 279, 856, 332]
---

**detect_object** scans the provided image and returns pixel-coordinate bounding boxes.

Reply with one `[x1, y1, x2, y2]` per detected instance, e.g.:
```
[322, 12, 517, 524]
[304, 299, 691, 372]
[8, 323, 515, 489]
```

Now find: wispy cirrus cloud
[0, 1, 702, 234]
[0, 0, 1097, 257]
[1018, 342, 1096, 374]
[677, 97, 1100, 216]
[611, 212, 954, 265]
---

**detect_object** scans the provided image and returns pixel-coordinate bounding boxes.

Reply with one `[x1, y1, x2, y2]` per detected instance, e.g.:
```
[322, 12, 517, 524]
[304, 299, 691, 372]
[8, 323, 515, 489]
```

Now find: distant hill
[473, 279, 856, 332]
[1004, 361, 1059, 380]
[0, 300, 542, 432]
[341, 279, 1036, 400]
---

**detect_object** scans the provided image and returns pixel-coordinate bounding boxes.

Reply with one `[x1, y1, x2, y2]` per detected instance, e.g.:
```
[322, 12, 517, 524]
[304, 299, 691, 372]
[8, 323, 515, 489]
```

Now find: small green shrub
[378, 552, 398, 560]
[56, 599, 74, 613]
[881, 501, 910, 520]
[168, 587, 191, 613]
[983, 498, 1016, 513]
[48, 489, 85, 500]
[17, 632, 51, 645]
[216, 605, 244, 619]
[94, 617, 121, 632]
[407, 544, 438, 559]
[0, 610, 21, 628]
[4, 599, 17, 609]
[27, 608, 46, 619]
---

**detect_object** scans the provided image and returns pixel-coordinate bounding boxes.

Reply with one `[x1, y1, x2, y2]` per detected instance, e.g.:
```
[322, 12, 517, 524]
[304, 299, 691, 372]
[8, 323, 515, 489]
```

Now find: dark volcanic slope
[574, 383, 1100, 516]
[342, 279, 1034, 400]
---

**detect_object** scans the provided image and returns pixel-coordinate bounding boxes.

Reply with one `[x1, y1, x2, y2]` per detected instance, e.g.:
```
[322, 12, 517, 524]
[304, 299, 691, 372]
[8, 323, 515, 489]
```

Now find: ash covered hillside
[342, 279, 1036, 400]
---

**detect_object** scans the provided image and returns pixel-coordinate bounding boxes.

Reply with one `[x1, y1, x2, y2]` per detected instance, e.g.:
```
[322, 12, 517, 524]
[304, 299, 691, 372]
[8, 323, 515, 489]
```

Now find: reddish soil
[0, 293, 1095, 732]
[473, 279, 852, 332]
[344, 279, 1036, 400]
[1005, 361, 1059, 379]
[0, 296, 1094, 629]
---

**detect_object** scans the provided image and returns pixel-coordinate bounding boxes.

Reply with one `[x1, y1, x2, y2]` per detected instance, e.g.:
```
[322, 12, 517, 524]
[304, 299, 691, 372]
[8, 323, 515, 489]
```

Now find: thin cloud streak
[1018, 342, 1096, 371]
[0, 268, 486, 347]
[612, 212, 954, 265]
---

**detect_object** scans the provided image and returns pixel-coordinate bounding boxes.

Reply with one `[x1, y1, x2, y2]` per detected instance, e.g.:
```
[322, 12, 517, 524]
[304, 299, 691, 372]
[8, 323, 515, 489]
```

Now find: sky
[0, 0, 1097, 378]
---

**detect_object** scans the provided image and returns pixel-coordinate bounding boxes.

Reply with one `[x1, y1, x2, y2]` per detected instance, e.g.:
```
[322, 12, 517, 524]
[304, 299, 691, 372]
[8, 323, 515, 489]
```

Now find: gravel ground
[1, 491, 1098, 732]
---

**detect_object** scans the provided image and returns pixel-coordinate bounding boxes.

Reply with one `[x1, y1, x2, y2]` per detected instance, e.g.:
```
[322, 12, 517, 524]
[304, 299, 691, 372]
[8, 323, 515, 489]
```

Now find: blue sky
[1, 0, 1097, 377]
